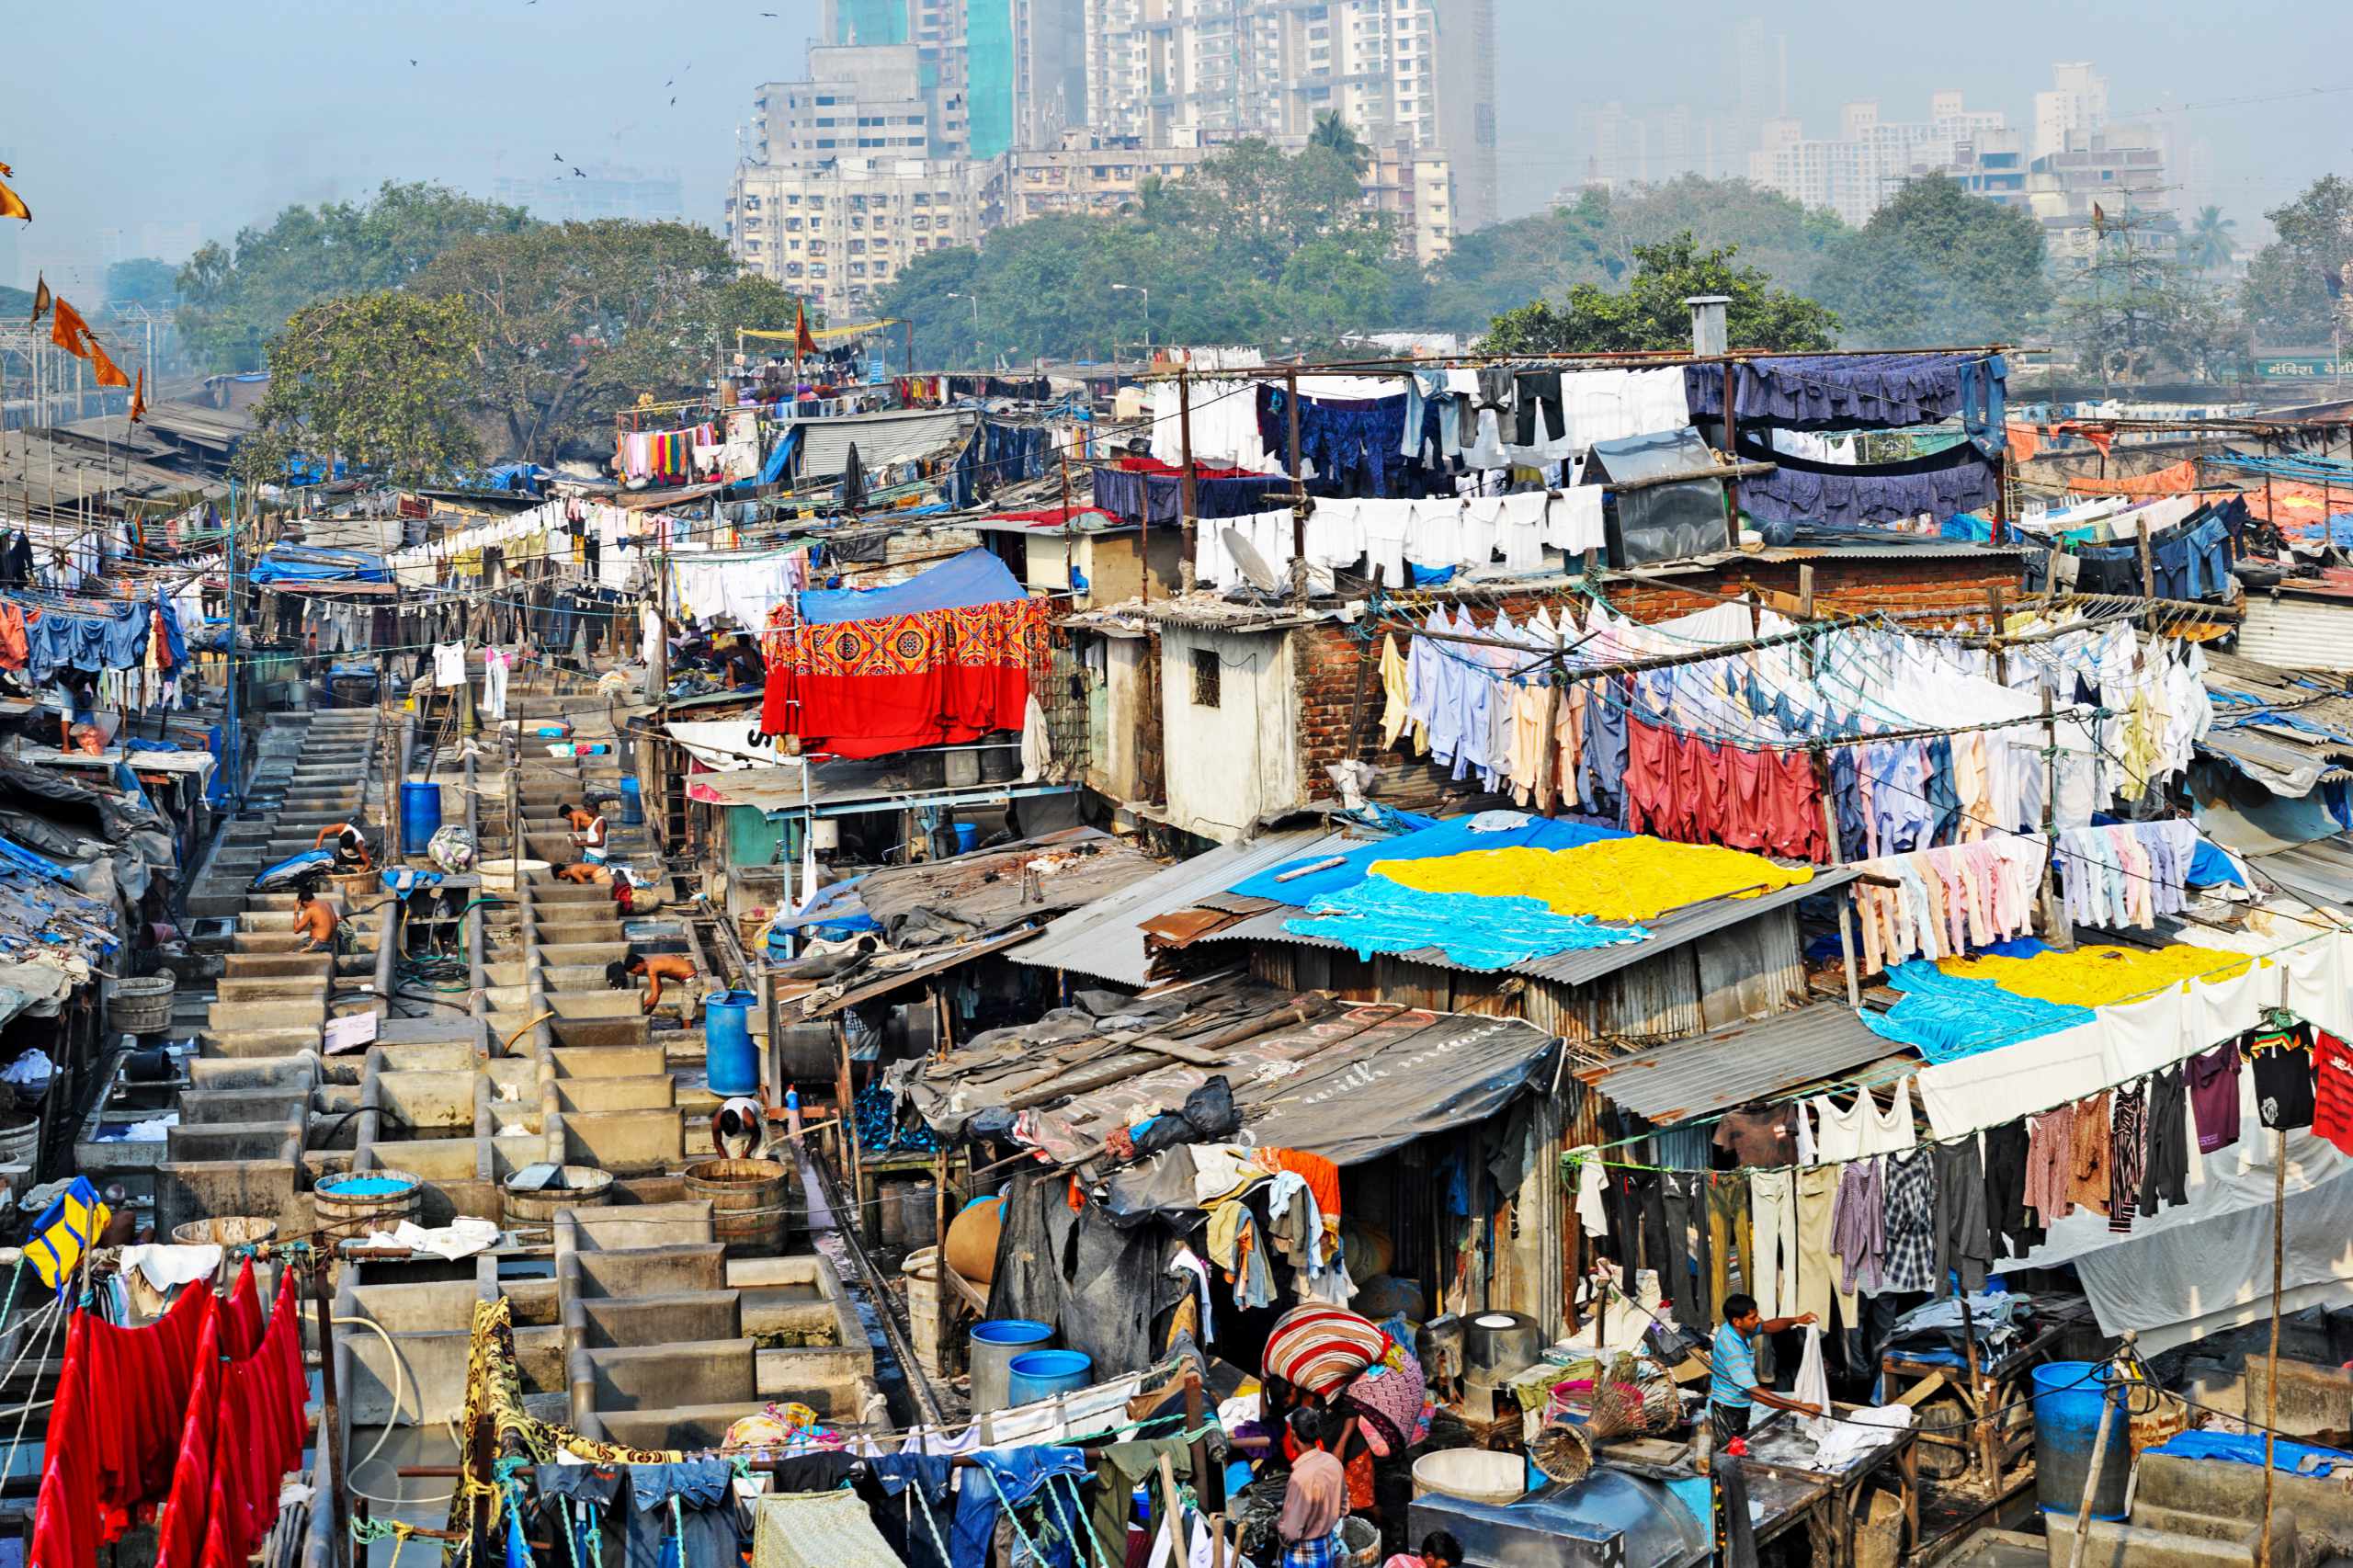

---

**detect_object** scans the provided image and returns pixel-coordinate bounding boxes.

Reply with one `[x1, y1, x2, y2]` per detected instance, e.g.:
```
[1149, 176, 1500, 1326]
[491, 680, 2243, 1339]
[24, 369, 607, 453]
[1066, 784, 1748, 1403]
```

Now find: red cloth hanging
[764, 596, 1047, 757]
[35, 1263, 311, 1568]
[30, 1273, 217, 1568]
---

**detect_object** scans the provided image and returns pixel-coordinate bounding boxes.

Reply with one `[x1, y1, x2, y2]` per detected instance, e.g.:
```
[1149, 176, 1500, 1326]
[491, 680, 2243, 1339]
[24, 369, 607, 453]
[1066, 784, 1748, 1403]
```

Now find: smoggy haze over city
[6, 0, 2348, 279]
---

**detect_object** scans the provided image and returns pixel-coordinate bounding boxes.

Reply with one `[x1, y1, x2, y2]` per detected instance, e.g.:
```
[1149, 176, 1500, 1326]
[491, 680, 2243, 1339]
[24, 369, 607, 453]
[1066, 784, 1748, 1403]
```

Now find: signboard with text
[2255, 356, 2353, 380]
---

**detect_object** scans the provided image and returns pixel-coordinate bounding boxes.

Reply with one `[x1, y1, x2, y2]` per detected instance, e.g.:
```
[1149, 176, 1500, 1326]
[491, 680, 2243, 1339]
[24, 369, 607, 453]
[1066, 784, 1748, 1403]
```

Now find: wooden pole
[1986, 585, 2008, 684]
[311, 1255, 349, 1565]
[2135, 517, 2157, 627]
[1177, 369, 1199, 588]
[2260, 1128, 2287, 1568]
[1287, 365, 1307, 604]
[1537, 624, 1565, 816]
[1187, 1368, 1222, 1511]
[1722, 358, 1741, 547]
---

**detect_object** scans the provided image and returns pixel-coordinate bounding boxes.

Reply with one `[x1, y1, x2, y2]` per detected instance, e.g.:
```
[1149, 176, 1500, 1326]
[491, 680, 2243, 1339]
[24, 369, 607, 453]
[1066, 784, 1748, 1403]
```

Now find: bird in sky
[669, 97, 677, 106]
[552, 153, 563, 161]
[408, 58, 418, 66]
[573, 167, 587, 177]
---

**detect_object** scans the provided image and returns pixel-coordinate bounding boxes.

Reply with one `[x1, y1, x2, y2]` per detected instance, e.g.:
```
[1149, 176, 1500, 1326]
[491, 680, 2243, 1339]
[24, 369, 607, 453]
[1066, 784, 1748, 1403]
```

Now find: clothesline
[1567, 924, 2336, 1171]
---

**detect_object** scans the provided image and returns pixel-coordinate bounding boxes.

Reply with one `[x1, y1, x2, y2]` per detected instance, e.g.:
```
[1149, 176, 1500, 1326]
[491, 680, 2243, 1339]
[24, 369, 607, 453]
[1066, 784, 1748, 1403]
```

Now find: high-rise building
[752, 47, 942, 167]
[1749, 91, 2010, 227]
[1078, 0, 1495, 233]
[813, 0, 1083, 160]
[727, 156, 995, 318]
[2034, 62, 2109, 161]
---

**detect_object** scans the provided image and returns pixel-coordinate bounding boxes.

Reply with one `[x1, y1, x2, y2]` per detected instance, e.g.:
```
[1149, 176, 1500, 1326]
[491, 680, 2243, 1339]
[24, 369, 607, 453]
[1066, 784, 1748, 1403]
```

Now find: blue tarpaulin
[797, 546, 1027, 624]
[1230, 813, 1631, 903]
[2151, 1431, 2353, 1476]
[249, 546, 390, 585]
[759, 426, 800, 486]
[1284, 877, 1648, 970]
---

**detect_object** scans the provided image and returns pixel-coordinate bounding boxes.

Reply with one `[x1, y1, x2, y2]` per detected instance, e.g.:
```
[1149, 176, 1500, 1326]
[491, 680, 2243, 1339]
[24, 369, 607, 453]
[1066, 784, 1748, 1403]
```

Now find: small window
[1190, 648, 1222, 709]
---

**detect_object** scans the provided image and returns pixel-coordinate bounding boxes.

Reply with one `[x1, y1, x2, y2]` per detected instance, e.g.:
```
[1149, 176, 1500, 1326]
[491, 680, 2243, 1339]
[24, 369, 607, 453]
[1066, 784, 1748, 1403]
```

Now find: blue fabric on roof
[797, 547, 1027, 624]
[1685, 352, 1984, 430]
[248, 546, 390, 585]
[1230, 813, 1631, 903]
[1859, 960, 2094, 1063]
[1283, 876, 1648, 971]
[760, 425, 800, 486]
[2151, 1431, 2353, 1475]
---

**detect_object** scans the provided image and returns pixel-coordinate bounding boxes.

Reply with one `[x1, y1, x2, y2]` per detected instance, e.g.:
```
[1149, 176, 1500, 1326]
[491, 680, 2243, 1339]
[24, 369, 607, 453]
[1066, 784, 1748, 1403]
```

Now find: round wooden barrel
[682, 1157, 793, 1255]
[313, 1169, 423, 1243]
[171, 1216, 278, 1248]
[501, 1165, 615, 1225]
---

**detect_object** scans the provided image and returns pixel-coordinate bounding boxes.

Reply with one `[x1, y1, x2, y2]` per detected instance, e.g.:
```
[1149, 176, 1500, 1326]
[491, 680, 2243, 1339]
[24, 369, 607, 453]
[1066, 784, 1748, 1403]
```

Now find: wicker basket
[108, 974, 176, 1036]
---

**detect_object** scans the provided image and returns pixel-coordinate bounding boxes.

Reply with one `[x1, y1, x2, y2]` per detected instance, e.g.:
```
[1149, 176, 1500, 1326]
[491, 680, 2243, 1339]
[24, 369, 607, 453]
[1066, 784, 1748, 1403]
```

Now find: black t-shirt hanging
[2237, 1022, 2316, 1131]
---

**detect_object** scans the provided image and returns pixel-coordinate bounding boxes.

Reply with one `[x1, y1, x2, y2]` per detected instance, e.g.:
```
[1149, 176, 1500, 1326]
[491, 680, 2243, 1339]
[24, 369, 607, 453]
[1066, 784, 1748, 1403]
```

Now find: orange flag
[794, 300, 816, 358]
[50, 296, 97, 358]
[0, 177, 27, 223]
[89, 342, 131, 390]
[28, 276, 49, 326]
[130, 369, 146, 424]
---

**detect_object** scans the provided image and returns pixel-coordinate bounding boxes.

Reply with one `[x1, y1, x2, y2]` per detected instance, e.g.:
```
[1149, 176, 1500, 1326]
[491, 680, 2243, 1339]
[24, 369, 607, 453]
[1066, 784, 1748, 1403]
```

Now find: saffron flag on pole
[0, 177, 28, 223]
[28, 275, 50, 326]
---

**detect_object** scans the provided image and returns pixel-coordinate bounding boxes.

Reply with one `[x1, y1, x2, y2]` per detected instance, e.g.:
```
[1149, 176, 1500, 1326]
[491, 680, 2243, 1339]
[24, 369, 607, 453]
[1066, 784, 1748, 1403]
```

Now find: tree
[237, 291, 484, 485]
[2241, 176, 2353, 347]
[1811, 176, 2051, 347]
[1307, 111, 1372, 176]
[176, 180, 533, 370]
[2055, 210, 2243, 383]
[2187, 206, 2237, 274]
[1478, 233, 1837, 354]
[419, 221, 805, 463]
[1423, 177, 1846, 337]
[106, 257, 180, 309]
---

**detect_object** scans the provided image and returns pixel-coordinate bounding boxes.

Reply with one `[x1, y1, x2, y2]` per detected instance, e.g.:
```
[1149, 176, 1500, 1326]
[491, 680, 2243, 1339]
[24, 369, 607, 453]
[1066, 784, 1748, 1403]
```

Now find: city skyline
[3, 0, 2346, 291]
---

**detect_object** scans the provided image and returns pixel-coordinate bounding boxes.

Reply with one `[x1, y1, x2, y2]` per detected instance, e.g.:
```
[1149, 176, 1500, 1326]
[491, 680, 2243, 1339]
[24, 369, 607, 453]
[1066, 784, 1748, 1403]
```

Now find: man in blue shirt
[1709, 1292, 1820, 1445]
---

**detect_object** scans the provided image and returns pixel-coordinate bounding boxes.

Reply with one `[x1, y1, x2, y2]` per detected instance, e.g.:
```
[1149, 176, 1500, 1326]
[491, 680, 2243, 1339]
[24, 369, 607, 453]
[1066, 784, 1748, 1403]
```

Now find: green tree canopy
[418, 220, 805, 463]
[1307, 111, 1372, 176]
[1478, 232, 1837, 354]
[238, 290, 484, 485]
[1811, 176, 2052, 347]
[105, 257, 180, 309]
[1423, 178, 1846, 337]
[2186, 206, 2237, 274]
[2056, 210, 2243, 383]
[2241, 176, 2353, 347]
[177, 180, 533, 371]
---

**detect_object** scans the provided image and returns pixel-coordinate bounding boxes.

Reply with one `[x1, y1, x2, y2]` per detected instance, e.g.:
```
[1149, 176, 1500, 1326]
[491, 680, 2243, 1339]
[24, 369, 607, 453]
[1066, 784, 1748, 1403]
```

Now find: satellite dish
[1222, 526, 1281, 593]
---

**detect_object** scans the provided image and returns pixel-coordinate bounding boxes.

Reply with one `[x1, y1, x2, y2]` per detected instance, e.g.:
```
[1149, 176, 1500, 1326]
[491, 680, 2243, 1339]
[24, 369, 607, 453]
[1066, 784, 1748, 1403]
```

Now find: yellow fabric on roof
[1370, 839, 1812, 925]
[1937, 943, 2254, 1007]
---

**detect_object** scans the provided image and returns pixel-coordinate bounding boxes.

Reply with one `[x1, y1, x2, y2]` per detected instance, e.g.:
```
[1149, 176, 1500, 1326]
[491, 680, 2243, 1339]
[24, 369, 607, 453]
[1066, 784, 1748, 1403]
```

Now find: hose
[332, 1312, 457, 1508]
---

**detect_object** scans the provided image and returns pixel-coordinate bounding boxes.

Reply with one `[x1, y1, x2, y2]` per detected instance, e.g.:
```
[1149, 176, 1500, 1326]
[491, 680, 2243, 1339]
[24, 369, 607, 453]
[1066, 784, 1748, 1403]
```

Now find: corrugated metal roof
[1571, 1002, 1896, 1123]
[1012, 826, 1370, 985]
[1188, 866, 1855, 986]
[795, 409, 972, 479]
[2238, 597, 2353, 675]
[2250, 836, 2353, 911]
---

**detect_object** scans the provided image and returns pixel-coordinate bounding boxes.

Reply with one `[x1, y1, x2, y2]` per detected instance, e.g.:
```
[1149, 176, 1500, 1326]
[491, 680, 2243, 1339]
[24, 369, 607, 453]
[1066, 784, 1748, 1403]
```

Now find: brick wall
[1293, 553, 2020, 801]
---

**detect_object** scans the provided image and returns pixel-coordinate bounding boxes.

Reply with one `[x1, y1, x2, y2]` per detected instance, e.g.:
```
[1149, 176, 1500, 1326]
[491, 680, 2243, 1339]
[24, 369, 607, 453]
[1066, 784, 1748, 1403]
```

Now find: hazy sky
[6, 0, 2352, 285]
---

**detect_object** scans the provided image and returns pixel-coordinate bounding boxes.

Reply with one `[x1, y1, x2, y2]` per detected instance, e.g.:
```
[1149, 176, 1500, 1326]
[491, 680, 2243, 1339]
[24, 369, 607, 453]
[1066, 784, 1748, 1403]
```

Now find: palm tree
[2188, 206, 2237, 273]
[1307, 110, 1371, 176]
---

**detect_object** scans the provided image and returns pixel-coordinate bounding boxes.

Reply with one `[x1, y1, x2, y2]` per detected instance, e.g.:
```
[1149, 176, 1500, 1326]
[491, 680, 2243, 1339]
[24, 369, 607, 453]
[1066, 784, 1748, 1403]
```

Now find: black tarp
[987, 1169, 1188, 1378]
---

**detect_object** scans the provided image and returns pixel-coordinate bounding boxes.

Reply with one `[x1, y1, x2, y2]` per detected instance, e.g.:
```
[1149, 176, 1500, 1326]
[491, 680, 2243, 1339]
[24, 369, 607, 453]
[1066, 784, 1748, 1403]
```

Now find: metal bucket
[0, 1115, 40, 1171]
[682, 1157, 792, 1255]
[313, 1169, 424, 1243]
[969, 1319, 1052, 1415]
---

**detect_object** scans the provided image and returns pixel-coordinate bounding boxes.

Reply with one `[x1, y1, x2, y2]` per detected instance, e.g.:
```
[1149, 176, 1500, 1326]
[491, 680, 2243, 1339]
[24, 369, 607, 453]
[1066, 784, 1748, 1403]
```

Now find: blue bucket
[1006, 1349, 1093, 1406]
[969, 1319, 1053, 1414]
[620, 776, 645, 825]
[2031, 1361, 2129, 1519]
[703, 990, 760, 1095]
[951, 823, 980, 853]
[399, 780, 442, 852]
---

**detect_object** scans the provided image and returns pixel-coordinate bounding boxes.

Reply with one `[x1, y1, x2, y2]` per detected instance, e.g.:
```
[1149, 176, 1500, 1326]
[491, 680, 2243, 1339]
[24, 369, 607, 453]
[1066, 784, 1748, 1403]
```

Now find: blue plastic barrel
[1006, 1349, 1093, 1406]
[620, 776, 645, 825]
[703, 991, 760, 1095]
[400, 781, 442, 851]
[2031, 1361, 2129, 1519]
[951, 823, 980, 854]
[969, 1319, 1053, 1414]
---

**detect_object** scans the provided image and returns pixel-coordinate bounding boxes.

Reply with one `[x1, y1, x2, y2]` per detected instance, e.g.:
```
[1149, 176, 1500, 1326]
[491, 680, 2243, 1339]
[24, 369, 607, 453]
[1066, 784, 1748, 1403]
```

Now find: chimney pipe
[1685, 294, 1731, 358]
